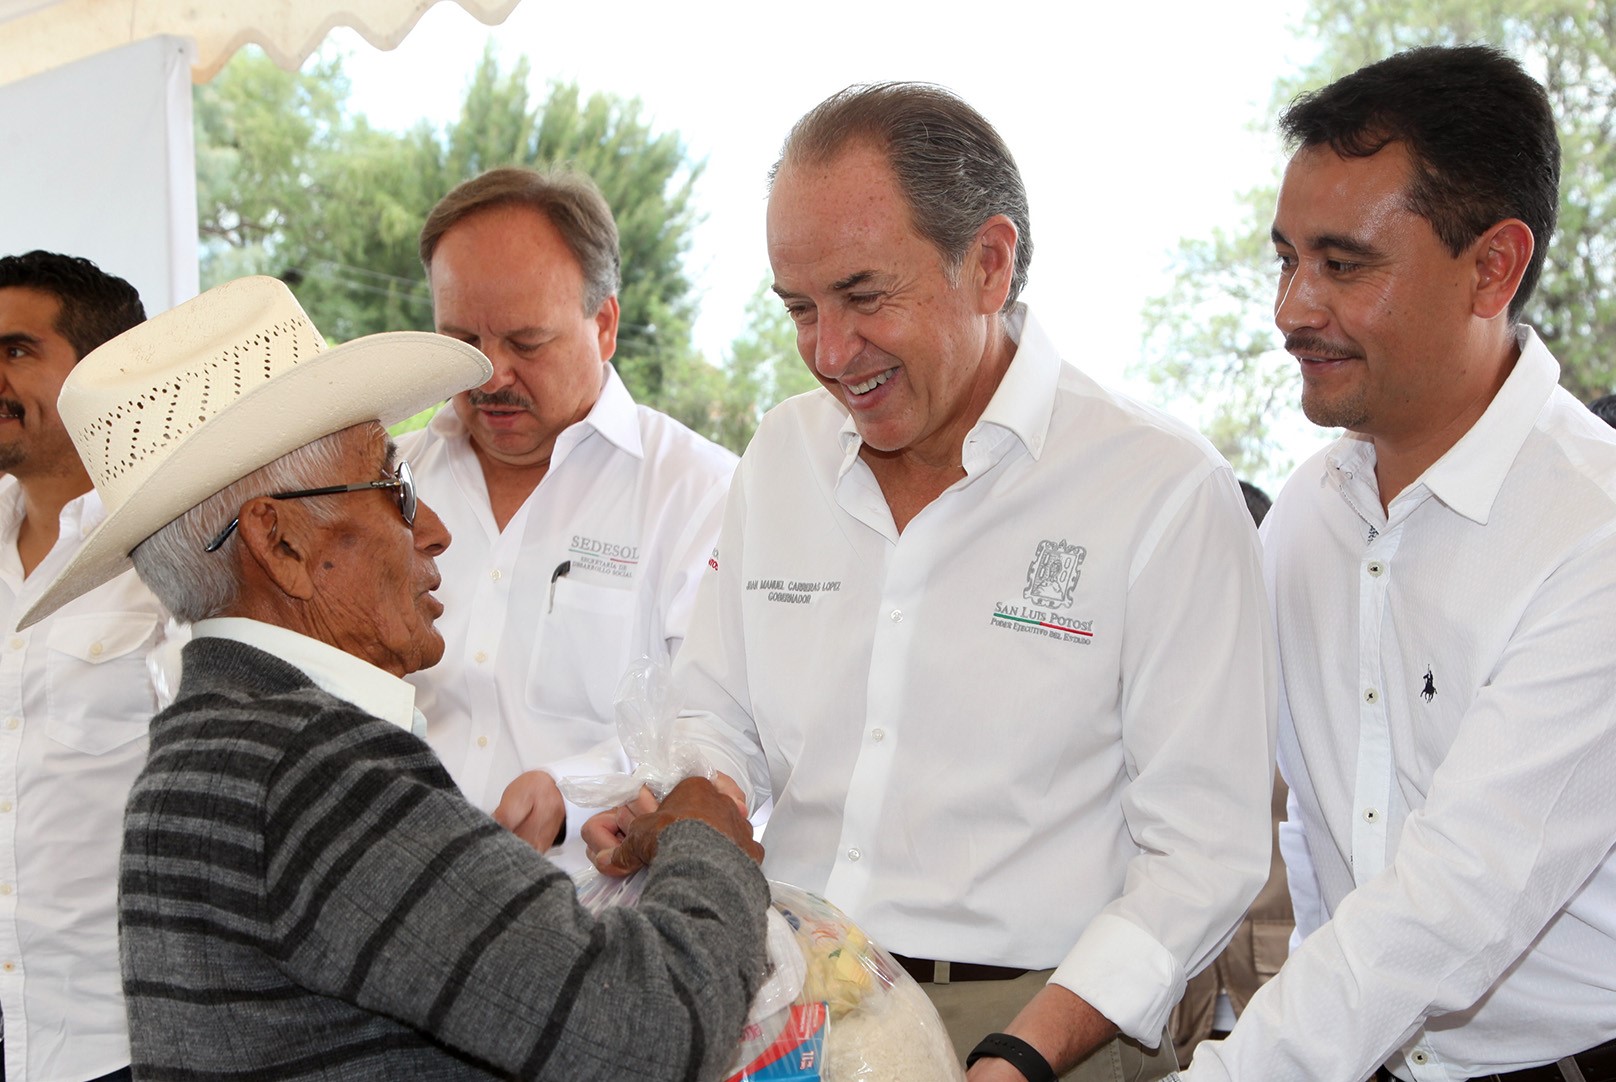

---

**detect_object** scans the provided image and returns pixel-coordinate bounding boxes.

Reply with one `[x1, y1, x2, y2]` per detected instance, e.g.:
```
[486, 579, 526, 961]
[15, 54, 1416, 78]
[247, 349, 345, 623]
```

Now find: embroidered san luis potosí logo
[990, 539, 1095, 644]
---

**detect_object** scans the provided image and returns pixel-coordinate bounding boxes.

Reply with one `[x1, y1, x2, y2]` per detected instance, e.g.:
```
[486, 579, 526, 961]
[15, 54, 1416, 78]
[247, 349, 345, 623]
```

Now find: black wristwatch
[966, 1032, 1058, 1082]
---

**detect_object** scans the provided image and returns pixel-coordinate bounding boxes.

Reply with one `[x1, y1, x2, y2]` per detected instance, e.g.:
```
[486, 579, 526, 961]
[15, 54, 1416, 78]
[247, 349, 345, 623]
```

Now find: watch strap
[966, 1032, 1058, 1082]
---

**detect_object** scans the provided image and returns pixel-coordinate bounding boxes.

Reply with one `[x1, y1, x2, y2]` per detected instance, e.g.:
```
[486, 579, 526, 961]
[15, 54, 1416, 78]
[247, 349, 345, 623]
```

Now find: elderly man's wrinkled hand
[589, 777, 762, 877]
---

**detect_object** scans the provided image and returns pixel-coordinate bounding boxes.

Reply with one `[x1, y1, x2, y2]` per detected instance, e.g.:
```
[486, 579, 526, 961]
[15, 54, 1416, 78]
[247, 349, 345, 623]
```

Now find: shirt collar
[0, 477, 106, 545]
[834, 301, 1057, 473]
[975, 303, 1058, 462]
[575, 363, 643, 458]
[426, 363, 643, 463]
[193, 617, 421, 734]
[1417, 324, 1559, 524]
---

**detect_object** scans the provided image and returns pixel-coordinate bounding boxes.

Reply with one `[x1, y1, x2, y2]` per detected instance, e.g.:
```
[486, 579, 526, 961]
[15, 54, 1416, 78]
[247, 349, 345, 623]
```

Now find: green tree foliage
[195, 45, 711, 414]
[698, 278, 822, 452]
[1142, 0, 1616, 477]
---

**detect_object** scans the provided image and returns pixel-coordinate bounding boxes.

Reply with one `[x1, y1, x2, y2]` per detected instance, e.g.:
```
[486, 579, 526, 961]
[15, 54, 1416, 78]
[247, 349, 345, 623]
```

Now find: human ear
[593, 294, 621, 364]
[970, 215, 1018, 314]
[235, 499, 318, 602]
[1472, 219, 1534, 321]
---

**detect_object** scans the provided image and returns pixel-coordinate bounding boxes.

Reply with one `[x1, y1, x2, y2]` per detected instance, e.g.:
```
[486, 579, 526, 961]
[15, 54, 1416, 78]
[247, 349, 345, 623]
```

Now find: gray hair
[770, 82, 1033, 310]
[130, 430, 352, 623]
[419, 165, 621, 314]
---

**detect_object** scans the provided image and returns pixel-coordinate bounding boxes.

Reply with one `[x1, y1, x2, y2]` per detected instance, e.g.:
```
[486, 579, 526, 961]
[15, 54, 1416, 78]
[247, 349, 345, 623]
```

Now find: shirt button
[476, 736, 489, 748]
[490, 569, 502, 582]
[89, 641, 104, 657]
[889, 609, 903, 623]
[474, 651, 487, 664]
[1363, 807, 1380, 823]
[1366, 561, 1384, 576]
[1364, 688, 1379, 704]
[846, 847, 862, 862]
[871, 728, 885, 742]
[0, 802, 12, 813]
[4, 718, 17, 731]
[2, 962, 13, 972]
[7, 638, 20, 651]
[1411, 1052, 1429, 1065]
[0, 884, 12, 896]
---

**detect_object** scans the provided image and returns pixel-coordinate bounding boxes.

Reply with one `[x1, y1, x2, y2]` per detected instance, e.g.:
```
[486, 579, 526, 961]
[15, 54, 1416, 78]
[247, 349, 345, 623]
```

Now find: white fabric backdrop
[0, 34, 198, 315]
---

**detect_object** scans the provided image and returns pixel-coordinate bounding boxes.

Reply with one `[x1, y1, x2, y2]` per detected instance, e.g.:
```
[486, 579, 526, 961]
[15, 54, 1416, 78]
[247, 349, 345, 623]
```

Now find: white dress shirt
[192, 618, 424, 735]
[1181, 327, 1616, 1081]
[400, 366, 737, 861]
[0, 479, 181, 1082]
[675, 304, 1277, 1044]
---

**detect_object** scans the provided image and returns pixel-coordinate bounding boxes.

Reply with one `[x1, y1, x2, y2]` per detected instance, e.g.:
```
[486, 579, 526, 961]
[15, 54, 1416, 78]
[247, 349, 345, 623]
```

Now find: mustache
[467, 388, 532, 410]
[1283, 332, 1358, 359]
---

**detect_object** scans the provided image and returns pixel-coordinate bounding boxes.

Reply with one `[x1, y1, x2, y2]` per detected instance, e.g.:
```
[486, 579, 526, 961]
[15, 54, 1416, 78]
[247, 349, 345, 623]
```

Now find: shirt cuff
[1049, 912, 1183, 1044]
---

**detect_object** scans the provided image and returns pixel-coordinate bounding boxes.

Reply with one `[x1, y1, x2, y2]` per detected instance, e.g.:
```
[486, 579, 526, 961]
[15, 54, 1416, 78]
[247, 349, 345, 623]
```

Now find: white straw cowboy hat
[18, 275, 492, 629]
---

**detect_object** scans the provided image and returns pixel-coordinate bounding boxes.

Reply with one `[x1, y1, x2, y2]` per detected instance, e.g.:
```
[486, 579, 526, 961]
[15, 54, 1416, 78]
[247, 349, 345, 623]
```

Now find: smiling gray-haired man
[20, 276, 768, 1081]
[590, 82, 1279, 1082]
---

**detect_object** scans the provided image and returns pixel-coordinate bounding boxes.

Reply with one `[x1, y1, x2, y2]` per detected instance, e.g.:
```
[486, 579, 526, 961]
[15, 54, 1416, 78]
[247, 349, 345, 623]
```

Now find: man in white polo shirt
[594, 84, 1279, 1082]
[402, 167, 737, 865]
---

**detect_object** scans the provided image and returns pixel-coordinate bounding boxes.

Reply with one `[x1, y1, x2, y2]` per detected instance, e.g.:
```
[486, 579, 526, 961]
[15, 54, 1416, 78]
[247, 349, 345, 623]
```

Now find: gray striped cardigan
[119, 637, 767, 1081]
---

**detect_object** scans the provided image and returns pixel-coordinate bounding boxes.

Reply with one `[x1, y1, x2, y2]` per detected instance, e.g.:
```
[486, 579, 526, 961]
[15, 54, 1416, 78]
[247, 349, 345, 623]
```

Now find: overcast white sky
[334, 0, 1325, 483]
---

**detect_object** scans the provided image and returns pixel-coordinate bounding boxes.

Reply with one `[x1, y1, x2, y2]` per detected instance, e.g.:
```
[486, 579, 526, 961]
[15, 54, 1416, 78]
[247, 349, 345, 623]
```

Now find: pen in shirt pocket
[548, 560, 571, 613]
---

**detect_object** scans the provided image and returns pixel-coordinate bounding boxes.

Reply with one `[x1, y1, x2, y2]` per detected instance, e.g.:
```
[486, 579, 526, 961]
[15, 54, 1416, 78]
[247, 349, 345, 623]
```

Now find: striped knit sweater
[120, 637, 769, 1081]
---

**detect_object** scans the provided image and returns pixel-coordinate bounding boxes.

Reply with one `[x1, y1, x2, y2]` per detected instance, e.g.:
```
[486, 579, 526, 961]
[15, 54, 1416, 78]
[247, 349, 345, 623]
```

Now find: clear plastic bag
[564, 659, 964, 1081]
[558, 656, 711, 809]
[560, 657, 712, 908]
[725, 883, 965, 1082]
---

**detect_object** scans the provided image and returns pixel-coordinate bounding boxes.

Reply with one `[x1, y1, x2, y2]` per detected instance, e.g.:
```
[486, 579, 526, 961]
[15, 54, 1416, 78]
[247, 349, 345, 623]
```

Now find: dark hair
[1280, 45, 1560, 321]
[419, 166, 620, 313]
[0, 250, 145, 359]
[772, 82, 1032, 310]
[1589, 393, 1616, 430]
[1238, 480, 1273, 527]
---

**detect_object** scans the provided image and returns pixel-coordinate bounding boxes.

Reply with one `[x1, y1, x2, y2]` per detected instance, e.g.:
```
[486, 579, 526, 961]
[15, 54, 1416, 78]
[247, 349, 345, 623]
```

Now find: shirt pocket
[526, 580, 637, 726]
[46, 611, 161, 755]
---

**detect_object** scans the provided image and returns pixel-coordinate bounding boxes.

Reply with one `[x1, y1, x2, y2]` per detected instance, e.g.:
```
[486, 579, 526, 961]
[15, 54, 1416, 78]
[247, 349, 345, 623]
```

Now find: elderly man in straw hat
[18, 276, 768, 1081]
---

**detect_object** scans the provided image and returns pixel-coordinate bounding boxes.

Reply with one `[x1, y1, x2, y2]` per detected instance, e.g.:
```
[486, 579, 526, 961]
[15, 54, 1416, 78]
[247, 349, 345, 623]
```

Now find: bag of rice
[726, 883, 964, 1081]
[563, 659, 964, 1081]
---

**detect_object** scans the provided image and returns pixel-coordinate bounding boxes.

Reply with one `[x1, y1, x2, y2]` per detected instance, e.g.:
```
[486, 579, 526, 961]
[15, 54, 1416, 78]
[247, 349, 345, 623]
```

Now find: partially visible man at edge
[404, 167, 738, 866]
[1172, 45, 1616, 1082]
[17, 275, 767, 1080]
[592, 83, 1278, 1082]
[0, 250, 176, 1082]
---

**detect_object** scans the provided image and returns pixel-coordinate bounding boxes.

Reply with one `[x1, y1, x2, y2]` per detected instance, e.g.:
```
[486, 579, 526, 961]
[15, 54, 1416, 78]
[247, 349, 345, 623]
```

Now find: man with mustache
[1170, 45, 1616, 1082]
[402, 168, 738, 863]
[0, 251, 179, 1082]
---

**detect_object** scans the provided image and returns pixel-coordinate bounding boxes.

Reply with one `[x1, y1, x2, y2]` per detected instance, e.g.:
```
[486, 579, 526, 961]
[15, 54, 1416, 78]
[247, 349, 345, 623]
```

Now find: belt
[1376, 1038, 1616, 1082]
[889, 952, 1030, 984]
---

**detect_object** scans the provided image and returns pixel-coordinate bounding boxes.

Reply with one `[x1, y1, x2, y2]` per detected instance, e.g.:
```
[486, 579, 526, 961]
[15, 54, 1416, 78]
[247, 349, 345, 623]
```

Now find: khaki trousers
[922, 968, 1179, 1081]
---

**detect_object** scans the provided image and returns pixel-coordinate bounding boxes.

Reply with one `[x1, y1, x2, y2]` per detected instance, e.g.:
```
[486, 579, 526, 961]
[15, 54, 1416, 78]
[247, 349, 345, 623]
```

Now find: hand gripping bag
[562, 659, 965, 1081]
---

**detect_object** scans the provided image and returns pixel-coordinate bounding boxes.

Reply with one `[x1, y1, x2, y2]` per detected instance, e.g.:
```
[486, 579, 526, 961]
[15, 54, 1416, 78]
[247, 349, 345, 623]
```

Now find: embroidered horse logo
[1421, 667, 1437, 702]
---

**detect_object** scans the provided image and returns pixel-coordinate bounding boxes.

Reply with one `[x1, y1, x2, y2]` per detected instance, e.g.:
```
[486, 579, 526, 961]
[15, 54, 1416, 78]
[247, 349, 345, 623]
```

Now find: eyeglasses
[204, 459, 418, 553]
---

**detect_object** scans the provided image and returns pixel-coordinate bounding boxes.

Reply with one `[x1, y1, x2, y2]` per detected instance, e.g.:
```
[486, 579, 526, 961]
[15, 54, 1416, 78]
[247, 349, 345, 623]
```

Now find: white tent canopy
[0, 0, 522, 86]
[0, 0, 521, 315]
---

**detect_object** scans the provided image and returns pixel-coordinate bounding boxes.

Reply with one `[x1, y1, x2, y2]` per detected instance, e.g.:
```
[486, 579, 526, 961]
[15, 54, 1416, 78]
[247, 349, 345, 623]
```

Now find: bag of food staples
[726, 882, 965, 1081]
[561, 659, 964, 1082]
